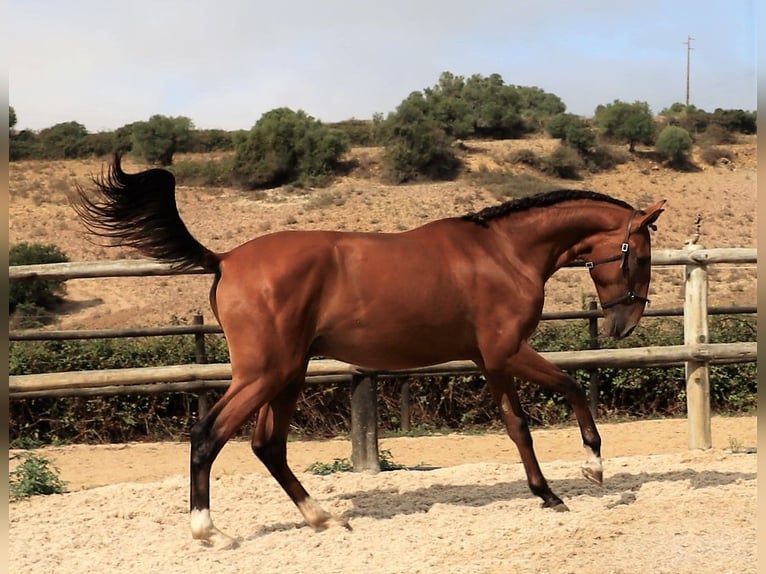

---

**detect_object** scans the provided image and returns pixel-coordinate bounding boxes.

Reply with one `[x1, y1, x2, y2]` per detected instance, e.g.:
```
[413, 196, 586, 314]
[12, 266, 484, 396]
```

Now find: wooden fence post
[683, 242, 711, 449]
[400, 380, 411, 432]
[193, 314, 210, 419]
[350, 374, 381, 472]
[587, 299, 600, 418]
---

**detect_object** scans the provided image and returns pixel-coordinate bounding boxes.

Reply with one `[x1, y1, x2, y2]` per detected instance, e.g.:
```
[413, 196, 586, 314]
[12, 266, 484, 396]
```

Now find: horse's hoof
[312, 515, 353, 532]
[542, 499, 569, 512]
[198, 530, 240, 550]
[581, 466, 604, 486]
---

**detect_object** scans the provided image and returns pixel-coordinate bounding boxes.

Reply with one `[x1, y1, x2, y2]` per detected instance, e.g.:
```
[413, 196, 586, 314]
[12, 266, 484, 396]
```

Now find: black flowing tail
[72, 153, 220, 272]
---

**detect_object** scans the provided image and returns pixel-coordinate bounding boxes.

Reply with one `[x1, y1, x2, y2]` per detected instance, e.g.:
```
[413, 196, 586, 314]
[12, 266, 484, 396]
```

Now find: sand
[9, 415, 757, 574]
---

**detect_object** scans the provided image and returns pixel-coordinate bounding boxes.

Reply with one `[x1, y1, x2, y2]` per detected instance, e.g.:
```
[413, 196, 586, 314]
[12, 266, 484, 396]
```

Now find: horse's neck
[494, 204, 626, 278]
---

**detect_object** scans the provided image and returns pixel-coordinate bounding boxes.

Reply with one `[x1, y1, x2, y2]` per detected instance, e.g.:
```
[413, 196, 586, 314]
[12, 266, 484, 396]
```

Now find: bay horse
[72, 153, 665, 548]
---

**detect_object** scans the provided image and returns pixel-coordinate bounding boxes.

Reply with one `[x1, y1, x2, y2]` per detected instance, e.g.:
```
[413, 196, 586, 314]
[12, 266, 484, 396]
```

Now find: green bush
[381, 92, 461, 183]
[9, 242, 69, 317]
[10, 452, 68, 500]
[546, 113, 595, 154]
[232, 107, 349, 189]
[131, 114, 194, 166]
[655, 125, 693, 164]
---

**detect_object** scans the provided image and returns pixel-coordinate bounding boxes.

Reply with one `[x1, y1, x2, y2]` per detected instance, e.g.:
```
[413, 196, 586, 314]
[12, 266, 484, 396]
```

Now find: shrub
[655, 125, 693, 164]
[510, 148, 542, 168]
[10, 452, 68, 500]
[232, 108, 349, 189]
[699, 146, 735, 166]
[9, 242, 69, 315]
[170, 157, 234, 187]
[131, 115, 194, 166]
[700, 123, 736, 146]
[547, 113, 595, 154]
[381, 93, 461, 183]
[585, 144, 630, 171]
[543, 144, 584, 179]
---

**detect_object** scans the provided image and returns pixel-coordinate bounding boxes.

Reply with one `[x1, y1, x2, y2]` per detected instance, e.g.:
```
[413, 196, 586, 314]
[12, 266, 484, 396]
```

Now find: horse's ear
[635, 200, 666, 231]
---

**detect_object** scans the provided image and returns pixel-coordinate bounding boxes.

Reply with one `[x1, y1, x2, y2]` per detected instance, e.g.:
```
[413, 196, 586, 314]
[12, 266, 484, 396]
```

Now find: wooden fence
[9, 245, 757, 470]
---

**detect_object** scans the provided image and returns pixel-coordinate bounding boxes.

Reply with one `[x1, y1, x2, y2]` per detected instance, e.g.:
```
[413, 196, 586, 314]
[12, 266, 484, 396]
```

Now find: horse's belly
[313, 325, 477, 371]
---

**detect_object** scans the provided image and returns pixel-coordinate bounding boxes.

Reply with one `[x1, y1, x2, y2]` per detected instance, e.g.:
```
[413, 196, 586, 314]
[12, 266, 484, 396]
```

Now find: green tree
[403, 71, 564, 140]
[594, 100, 655, 151]
[546, 113, 595, 154]
[131, 115, 194, 166]
[655, 125, 693, 165]
[38, 121, 89, 158]
[232, 107, 349, 189]
[9, 106, 17, 132]
[380, 91, 460, 183]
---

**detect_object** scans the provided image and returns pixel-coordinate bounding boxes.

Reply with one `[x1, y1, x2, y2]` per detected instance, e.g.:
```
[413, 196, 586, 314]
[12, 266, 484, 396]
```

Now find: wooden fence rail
[8, 246, 757, 469]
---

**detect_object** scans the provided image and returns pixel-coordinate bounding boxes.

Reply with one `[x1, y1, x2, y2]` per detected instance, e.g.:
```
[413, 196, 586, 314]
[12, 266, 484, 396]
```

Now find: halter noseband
[580, 211, 650, 310]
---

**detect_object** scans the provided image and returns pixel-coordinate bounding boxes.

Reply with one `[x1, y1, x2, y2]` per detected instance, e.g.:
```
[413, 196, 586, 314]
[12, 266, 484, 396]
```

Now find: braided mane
[462, 189, 635, 226]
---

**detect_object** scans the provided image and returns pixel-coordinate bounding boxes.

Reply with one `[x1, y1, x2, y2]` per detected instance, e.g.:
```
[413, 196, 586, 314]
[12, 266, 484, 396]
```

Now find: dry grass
[8, 135, 756, 329]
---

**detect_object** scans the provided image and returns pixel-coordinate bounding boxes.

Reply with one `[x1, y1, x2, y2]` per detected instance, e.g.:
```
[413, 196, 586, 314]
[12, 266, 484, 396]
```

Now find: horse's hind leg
[251, 376, 351, 531]
[190, 375, 280, 548]
[485, 372, 569, 511]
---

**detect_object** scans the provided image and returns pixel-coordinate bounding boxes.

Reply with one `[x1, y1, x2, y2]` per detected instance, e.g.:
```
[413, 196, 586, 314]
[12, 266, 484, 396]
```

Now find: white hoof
[191, 509, 240, 549]
[297, 497, 352, 531]
[581, 448, 604, 486]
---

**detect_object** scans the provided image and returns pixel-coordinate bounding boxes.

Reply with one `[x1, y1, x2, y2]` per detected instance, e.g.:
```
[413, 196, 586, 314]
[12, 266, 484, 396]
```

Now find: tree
[9, 106, 17, 132]
[655, 125, 693, 165]
[380, 92, 460, 183]
[232, 107, 349, 189]
[546, 113, 595, 154]
[38, 121, 89, 158]
[401, 71, 565, 140]
[131, 115, 194, 166]
[594, 100, 655, 151]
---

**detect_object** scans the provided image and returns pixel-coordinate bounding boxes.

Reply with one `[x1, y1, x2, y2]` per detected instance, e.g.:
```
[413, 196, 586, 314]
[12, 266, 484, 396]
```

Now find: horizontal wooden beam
[9, 342, 756, 396]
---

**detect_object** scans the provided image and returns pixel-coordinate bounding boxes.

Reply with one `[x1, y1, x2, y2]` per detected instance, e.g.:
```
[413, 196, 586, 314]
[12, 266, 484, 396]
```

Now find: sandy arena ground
[9, 415, 757, 574]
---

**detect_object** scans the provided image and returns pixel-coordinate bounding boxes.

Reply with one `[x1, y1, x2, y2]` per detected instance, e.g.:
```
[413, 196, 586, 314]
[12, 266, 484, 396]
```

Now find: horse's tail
[72, 152, 220, 273]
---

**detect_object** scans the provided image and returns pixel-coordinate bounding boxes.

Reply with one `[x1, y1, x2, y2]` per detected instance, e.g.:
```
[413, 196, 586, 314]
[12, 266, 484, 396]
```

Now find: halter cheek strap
[581, 211, 651, 310]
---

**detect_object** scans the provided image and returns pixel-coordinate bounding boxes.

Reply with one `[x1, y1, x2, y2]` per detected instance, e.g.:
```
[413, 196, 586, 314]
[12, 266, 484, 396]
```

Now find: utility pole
[683, 35, 694, 108]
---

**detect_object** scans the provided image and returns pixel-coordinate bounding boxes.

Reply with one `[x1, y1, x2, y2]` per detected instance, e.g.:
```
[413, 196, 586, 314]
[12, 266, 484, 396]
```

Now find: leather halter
[578, 211, 650, 310]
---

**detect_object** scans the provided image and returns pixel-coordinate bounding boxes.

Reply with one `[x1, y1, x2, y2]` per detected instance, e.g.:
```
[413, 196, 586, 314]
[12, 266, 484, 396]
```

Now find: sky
[8, 0, 757, 133]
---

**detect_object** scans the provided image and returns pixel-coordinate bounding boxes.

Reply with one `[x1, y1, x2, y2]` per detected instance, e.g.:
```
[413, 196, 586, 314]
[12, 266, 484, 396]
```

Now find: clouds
[9, 0, 756, 132]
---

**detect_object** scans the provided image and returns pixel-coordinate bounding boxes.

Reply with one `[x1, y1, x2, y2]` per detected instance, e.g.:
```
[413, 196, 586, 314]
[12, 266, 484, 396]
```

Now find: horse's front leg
[508, 341, 603, 486]
[484, 372, 569, 511]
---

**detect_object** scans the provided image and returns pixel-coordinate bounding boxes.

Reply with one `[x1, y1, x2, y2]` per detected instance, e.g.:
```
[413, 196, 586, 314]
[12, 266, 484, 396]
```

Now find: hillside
[9, 136, 757, 330]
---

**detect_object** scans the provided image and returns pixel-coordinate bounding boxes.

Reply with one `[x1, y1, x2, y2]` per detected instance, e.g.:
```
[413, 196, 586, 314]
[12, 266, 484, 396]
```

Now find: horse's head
[585, 200, 666, 339]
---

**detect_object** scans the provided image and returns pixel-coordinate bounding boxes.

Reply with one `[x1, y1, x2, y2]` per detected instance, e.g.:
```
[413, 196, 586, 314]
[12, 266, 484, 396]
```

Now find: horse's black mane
[462, 189, 635, 226]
